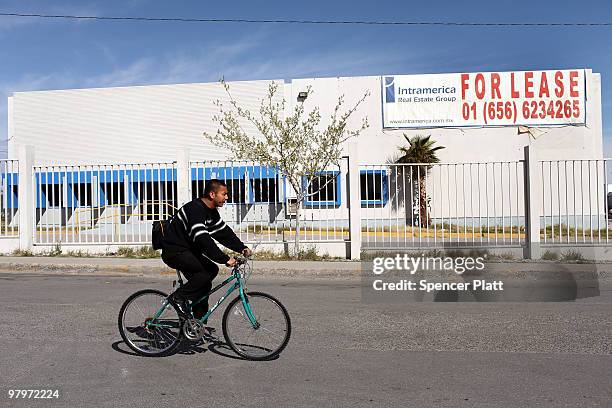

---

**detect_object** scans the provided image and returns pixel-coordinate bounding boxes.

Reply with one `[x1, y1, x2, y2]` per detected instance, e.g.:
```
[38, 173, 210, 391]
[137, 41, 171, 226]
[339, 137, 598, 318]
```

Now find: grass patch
[11, 249, 34, 256]
[541, 250, 559, 261]
[115, 247, 135, 257]
[253, 246, 342, 261]
[6, 245, 334, 260]
[64, 250, 88, 257]
[541, 224, 610, 239]
[432, 223, 524, 234]
[492, 251, 515, 261]
[49, 243, 62, 257]
[560, 249, 586, 262]
[113, 246, 160, 259]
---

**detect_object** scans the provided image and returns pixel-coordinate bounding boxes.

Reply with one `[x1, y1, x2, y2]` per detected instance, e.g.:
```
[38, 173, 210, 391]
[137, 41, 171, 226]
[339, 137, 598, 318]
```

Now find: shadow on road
[111, 340, 141, 357]
[111, 338, 278, 361]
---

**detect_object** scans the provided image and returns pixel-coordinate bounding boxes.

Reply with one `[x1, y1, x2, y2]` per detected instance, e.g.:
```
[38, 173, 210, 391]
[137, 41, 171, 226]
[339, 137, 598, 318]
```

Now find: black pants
[161, 250, 219, 320]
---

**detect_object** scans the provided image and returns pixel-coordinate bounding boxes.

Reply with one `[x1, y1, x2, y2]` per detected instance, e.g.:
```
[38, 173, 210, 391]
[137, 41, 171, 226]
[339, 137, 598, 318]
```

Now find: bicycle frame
[148, 262, 259, 329]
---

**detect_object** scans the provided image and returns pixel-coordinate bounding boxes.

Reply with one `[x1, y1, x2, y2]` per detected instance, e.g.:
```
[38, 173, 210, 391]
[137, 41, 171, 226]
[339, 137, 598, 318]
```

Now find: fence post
[523, 145, 541, 259]
[18, 145, 35, 251]
[177, 148, 191, 206]
[347, 142, 361, 260]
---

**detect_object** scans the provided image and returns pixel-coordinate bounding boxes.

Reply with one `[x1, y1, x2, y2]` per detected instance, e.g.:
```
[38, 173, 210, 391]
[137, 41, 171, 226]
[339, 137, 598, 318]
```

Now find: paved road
[0, 273, 610, 407]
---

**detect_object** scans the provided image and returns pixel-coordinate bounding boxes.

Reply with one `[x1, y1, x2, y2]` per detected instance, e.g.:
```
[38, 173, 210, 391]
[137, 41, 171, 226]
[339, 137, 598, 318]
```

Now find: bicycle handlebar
[231, 256, 249, 268]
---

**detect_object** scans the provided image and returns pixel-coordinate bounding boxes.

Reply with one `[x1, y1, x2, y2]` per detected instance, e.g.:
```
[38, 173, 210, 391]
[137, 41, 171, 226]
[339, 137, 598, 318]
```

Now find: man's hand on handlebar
[225, 257, 237, 268]
[226, 248, 252, 267]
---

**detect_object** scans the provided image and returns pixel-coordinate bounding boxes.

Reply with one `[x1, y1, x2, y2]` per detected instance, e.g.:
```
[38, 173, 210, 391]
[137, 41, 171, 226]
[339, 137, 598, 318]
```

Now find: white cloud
[0, 29, 414, 157]
[85, 58, 157, 87]
[0, 29, 482, 159]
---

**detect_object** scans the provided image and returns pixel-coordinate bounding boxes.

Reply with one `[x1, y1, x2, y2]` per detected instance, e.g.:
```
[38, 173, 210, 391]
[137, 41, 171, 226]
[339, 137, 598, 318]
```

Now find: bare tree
[203, 80, 369, 255]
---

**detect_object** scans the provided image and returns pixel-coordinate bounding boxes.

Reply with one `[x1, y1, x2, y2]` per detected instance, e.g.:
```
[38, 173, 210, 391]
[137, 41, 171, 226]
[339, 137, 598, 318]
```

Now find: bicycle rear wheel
[118, 289, 183, 357]
[222, 291, 291, 360]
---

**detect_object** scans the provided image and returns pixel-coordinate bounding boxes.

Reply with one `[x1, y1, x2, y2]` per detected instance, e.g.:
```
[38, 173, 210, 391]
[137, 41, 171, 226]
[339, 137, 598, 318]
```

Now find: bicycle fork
[239, 285, 260, 329]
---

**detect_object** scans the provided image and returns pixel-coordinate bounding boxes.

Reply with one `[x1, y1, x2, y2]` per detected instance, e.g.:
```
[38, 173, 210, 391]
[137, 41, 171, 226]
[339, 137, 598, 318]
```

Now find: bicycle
[117, 256, 291, 360]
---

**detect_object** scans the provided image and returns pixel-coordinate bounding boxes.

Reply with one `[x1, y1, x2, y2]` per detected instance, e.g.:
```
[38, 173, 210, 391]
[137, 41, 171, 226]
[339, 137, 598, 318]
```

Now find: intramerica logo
[385, 76, 458, 104]
[384, 76, 395, 103]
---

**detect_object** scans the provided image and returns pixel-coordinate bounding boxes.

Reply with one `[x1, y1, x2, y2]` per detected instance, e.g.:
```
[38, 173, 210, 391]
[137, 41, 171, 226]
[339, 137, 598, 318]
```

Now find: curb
[0, 258, 362, 279]
[0, 257, 610, 280]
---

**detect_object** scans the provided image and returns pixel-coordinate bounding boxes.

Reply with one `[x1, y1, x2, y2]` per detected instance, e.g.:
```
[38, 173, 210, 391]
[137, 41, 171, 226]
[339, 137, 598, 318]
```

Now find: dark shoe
[192, 306, 208, 322]
[168, 293, 191, 317]
[201, 326, 219, 343]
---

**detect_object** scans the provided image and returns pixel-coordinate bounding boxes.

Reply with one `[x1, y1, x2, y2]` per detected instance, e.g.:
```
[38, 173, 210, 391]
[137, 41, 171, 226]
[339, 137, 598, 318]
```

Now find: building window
[303, 171, 341, 207]
[74, 183, 93, 206]
[41, 184, 63, 207]
[191, 178, 247, 204]
[135, 181, 177, 220]
[191, 180, 205, 200]
[101, 182, 126, 205]
[250, 178, 279, 203]
[224, 179, 247, 204]
[192, 166, 280, 204]
[360, 170, 388, 206]
[10, 185, 18, 209]
[191, 164, 247, 204]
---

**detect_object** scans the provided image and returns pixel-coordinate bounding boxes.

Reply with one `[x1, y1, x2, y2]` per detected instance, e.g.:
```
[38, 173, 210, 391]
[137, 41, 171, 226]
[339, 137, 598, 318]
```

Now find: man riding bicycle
[160, 179, 252, 320]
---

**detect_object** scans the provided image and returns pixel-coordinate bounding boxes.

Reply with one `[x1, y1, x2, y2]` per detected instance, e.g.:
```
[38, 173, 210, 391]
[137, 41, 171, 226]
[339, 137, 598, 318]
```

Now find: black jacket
[162, 198, 247, 264]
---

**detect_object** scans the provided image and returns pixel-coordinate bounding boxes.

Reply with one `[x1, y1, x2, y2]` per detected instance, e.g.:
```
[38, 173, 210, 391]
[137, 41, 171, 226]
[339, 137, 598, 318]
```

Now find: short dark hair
[203, 179, 227, 198]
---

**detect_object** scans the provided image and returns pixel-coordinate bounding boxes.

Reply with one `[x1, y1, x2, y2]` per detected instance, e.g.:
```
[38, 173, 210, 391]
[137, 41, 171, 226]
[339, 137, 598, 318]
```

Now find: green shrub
[254, 246, 341, 261]
[49, 242, 62, 257]
[541, 250, 559, 261]
[11, 249, 34, 256]
[116, 247, 135, 257]
[115, 246, 159, 258]
[560, 249, 585, 262]
[65, 250, 87, 257]
[497, 251, 515, 260]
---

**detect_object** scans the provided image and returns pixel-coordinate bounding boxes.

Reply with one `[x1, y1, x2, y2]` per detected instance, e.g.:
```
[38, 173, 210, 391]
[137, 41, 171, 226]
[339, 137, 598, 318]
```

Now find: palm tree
[393, 134, 445, 227]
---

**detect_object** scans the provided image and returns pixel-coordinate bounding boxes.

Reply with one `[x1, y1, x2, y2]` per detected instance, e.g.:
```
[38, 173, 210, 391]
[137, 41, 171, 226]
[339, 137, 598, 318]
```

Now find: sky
[1, 0, 612, 158]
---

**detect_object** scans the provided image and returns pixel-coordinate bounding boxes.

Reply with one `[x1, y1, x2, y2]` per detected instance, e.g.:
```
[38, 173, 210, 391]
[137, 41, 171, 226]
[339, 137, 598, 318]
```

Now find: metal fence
[30, 160, 349, 246]
[32, 163, 177, 245]
[540, 159, 610, 245]
[360, 161, 526, 249]
[0, 160, 19, 237]
[11, 155, 612, 253]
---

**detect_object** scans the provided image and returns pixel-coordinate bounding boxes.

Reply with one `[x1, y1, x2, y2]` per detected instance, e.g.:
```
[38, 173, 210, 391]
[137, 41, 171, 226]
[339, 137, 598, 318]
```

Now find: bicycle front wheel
[118, 289, 183, 357]
[222, 291, 291, 360]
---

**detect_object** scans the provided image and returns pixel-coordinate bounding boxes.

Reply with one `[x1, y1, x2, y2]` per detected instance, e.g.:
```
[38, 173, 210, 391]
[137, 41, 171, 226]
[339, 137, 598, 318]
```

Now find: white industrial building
[7, 69, 602, 164]
[3, 69, 605, 257]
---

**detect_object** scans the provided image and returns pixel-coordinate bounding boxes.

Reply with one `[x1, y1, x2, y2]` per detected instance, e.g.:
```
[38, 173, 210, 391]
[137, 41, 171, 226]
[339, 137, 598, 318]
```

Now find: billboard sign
[382, 69, 586, 128]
